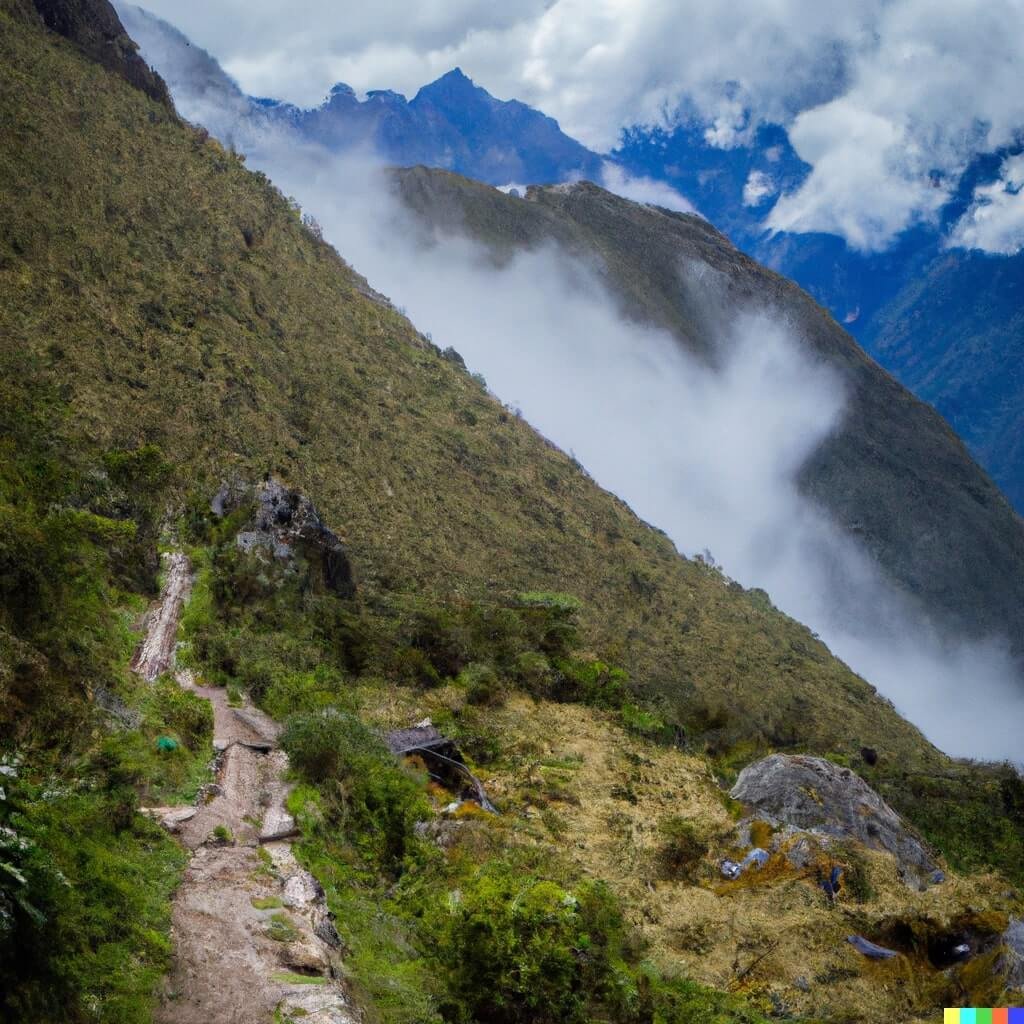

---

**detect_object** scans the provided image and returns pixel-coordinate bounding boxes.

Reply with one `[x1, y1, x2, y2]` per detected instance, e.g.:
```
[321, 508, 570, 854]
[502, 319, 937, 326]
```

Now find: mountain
[614, 125, 1024, 511]
[296, 69, 603, 185]
[863, 248, 1024, 511]
[109, 5, 1024, 659]
[2, 2, 1022, 1021]
[115, 3, 1024, 512]
[115, 3, 602, 186]
[393, 168, 1024, 660]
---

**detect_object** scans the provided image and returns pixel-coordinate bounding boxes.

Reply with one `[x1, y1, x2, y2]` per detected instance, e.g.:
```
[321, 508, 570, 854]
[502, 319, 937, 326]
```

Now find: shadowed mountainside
[393, 167, 1024, 658]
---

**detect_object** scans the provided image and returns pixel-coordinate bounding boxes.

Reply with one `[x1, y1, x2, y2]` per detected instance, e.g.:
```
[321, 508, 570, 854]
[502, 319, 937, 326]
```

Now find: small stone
[260, 807, 297, 842]
[282, 870, 323, 908]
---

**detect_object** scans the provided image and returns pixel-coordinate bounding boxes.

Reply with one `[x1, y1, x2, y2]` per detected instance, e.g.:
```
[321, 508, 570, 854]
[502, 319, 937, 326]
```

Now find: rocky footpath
[135, 552, 356, 1024]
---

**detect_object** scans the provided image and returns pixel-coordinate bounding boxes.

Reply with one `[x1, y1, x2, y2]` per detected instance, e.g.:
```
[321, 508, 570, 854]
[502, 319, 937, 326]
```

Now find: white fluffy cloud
[767, 0, 1024, 249]
[599, 163, 696, 214]
[742, 170, 775, 208]
[127, 0, 1024, 252]
[949, 154, 1024, 254]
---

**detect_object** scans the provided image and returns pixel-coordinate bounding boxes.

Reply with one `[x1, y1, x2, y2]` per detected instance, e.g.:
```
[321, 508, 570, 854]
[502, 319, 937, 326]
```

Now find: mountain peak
[413, 66, 488, 107]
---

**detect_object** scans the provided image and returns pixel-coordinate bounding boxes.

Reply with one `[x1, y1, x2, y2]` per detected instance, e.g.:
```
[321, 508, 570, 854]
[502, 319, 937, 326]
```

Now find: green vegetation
[863, 759, 1024, 881]
[251, 895, 284, 910]
[271, 972, 329, 986]
[277, 685, 780, 1024]
[0, 4, 1021, 1022]
[265, 912, 301, 943]
[657, 816, 712, 881]
[211, 824, 234, 845]
[0, 0, 954, 768]
[0, 758, 186, 1022]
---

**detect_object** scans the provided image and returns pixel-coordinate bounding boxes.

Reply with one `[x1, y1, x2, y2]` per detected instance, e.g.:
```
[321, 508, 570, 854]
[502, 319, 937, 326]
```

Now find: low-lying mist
[146, 59, 1024, 763]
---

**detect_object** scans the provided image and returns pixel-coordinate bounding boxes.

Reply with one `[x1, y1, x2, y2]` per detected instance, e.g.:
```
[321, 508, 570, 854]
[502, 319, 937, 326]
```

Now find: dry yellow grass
[357, 687, 1017, 1024]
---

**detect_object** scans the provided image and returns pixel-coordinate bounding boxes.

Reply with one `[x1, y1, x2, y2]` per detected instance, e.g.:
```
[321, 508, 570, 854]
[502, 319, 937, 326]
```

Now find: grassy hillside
[394, 168, 1024, 656]
[0, 2, 1022, 1020]
[0, 0, 938, 764]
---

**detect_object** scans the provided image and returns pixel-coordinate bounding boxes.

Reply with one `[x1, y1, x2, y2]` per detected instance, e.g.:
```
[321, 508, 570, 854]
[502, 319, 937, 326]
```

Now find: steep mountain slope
[863, 249, 1024, 511]
[2, 2, 1023, 1020]
[393, 168, 1024, 658]
[118, 3, 1024, 517]
[616, 126, 1024, 512]
[116, 3, 1024, 513]
[2, 0, 947, 765]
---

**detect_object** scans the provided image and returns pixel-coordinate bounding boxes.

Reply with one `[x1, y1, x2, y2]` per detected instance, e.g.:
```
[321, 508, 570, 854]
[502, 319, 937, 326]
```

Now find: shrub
[261, 664, 349, 720]
[0, 776, 184, 1023]
[437, 865, 628, 1024]
[514, 592, 581, 658]
[281, 710, 429, 872]
[551, 657, 628, 708]
[657, 817, 709, 881]
[392, 646, 442, 688]
[146, 677, 213, 750]
[512, 651, 553, 696]
[280, 709, 380, 784]
[621, 702, 674, 744]
[458, 662, 503, 706]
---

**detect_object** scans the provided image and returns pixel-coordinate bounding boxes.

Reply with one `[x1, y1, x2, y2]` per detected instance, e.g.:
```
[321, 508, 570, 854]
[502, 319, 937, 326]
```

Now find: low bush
[281, 710, 429, 872]
[621, 702, 675, 744]
[551, 657, 628, 708]
[0, 772, 184, 1023]
[435, 865, 629, 1024]
[656, 816, 710, 881]
[457, 662, 503, 706]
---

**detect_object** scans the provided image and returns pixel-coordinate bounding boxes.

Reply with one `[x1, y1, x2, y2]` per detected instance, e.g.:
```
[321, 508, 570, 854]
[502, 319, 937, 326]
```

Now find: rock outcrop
[213, 478, 356, 598]
[1003, 918, 1024, 991]
[27, 0, 172, 108]
[730, 754, 937, 879]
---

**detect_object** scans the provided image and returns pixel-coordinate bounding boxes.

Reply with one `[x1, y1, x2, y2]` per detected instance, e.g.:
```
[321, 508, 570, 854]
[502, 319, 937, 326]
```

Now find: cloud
[765, 0, 1024, 250]
[125, 0, 1024, 252]
[599, 163, 696, 214]
[145, 45, 1024, 762]
[948, 154, 1024, 255]
[742, 170, 775, 207]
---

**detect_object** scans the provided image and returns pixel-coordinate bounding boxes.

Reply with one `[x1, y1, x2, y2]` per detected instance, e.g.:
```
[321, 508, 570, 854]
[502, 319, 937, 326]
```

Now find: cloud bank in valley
[125, 0, 1024, 254]
[129, 26, 1024, 761]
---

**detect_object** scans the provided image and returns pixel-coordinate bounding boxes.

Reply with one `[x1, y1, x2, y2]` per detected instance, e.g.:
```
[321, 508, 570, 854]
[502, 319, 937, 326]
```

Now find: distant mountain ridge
[116, 3, 601, 186]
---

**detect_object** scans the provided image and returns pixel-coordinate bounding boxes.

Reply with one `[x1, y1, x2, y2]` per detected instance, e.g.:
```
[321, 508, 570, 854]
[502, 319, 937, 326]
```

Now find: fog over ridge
[137, 46, 1024, 763]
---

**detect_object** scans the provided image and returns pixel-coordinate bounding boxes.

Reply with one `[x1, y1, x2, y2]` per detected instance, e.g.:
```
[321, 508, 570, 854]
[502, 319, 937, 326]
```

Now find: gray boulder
[213, 478, 355, 598]
[730, 754, 936, 877]
[1002, 917, 1024, 991]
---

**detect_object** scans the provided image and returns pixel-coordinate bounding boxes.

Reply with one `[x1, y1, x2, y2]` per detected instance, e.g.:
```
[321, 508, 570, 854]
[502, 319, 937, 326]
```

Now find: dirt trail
[131, 551, 192, 681]
[135, 552, 356, 1024]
